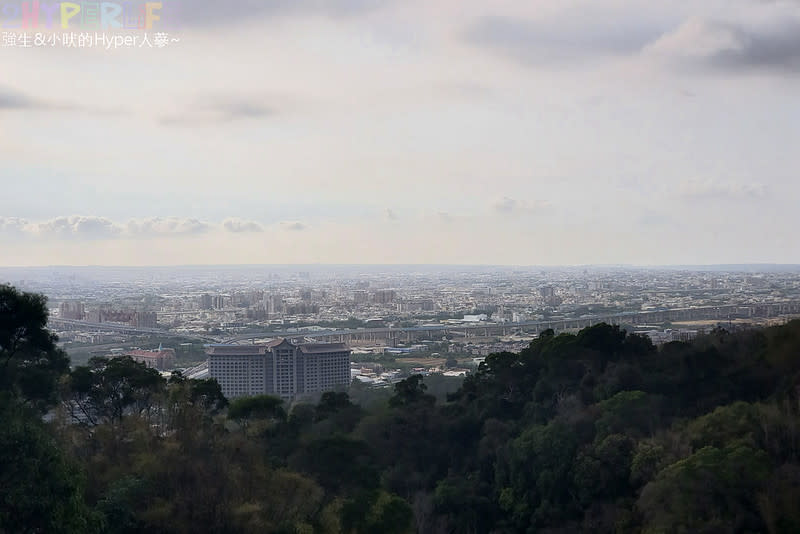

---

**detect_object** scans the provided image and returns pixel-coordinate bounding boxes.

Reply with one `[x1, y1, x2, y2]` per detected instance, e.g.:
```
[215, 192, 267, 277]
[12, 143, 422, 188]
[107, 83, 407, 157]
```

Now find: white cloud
[222, 218, 265, 233]
[642, 2, 800, 73]
[492, 196, 551, 215]
[28, 216, 122, 239]
[126, 217, 212, 237]
[159, 95, 275, 126]
[645, 17, 743, 61]
[0, 217, 28, 233]
[280, 221, 309, 231]
[677, 178, 768, 199]
[0, 216, 225, 239]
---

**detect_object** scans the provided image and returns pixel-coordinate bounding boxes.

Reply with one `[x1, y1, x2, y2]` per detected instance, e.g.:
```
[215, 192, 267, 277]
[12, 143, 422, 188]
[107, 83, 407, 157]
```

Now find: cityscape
[4, 264, 800, 399]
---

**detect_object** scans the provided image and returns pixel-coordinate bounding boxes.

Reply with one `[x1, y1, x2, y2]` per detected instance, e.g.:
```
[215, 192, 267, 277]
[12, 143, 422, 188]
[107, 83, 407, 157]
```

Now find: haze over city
[3, 0, 800, 266]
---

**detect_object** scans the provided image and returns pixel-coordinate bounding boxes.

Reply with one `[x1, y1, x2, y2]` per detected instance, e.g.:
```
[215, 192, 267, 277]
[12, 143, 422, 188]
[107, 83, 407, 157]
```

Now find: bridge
[221, 301, 800, 345]
[48, 318, 219, 343]
[48, 301, 800, 347]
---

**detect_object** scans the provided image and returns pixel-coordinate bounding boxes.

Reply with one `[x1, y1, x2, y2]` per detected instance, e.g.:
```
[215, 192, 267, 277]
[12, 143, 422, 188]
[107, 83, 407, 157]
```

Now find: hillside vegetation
[3, 283, 800, 533]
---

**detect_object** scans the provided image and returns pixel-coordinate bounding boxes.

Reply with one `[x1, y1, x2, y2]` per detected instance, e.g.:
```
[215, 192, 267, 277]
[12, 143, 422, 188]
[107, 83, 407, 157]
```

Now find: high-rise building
[199, 293, 213, 310]
[207, 339, 351, 400]
[132, 311, 158, 329]
[59, 300, 85, 320]
[84, 309, 158, 329]
[372, 289, 396, 304]
[539, 286, 556, 298]
[263, 294, 283, 317]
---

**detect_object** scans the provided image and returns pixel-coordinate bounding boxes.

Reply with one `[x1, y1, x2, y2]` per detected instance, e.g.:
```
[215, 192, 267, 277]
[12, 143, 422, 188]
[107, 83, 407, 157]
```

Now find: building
[59, 300, 85, 320]
[539, 286, 556, 298]
[132, 311, 158, 329]
[284, 302, 320, 315]
[263, 294, 284, 318]
[84, 309, 158, 329]
[207, 339, 351, 400]
[397, 299, 435, 312]
[372, 289, 396, 304]
[121, 348, 176, 371]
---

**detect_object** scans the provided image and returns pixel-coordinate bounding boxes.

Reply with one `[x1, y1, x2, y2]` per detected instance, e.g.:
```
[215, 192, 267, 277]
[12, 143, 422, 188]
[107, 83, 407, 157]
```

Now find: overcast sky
[1, 0, 799, 266]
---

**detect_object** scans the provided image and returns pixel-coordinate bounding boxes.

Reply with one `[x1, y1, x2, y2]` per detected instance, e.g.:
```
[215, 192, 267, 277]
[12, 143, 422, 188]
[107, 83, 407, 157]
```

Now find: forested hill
[3, 283, 800, 533]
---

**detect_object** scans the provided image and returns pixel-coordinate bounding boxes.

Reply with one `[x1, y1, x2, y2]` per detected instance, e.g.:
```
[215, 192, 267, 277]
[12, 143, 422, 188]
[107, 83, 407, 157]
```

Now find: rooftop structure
[121, 347, 176, 371]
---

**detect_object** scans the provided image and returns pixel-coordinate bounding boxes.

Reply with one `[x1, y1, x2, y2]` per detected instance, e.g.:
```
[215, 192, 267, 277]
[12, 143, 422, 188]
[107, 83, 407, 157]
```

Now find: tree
[595, 390, 660, 440]
[0, 285, 70, 410]
[316, 391, 354, 420]
[341, 490, 414, 534]
[389, 375, 435, 408]
[66, 356, 165, 426]
[228, 395, 286, 435]
[290, 436, 380, 494]
[638, 445, 771, 533]
[0, 396, 97, 533]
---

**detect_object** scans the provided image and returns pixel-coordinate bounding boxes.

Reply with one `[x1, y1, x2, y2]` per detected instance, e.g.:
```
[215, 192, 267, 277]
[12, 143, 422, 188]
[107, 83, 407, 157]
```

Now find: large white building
[207, 339, 351, 400]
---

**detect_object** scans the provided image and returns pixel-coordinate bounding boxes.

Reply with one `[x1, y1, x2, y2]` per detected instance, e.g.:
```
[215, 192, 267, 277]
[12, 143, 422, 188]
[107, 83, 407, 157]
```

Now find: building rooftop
[206, 345, 267, 355]
[298, 343, 350, 354]
[205, 340, 349, 355]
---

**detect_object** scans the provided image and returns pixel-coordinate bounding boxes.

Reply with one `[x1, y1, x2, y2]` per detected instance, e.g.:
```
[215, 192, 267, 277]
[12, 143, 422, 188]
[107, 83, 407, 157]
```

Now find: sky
[1, 0, 799, 266]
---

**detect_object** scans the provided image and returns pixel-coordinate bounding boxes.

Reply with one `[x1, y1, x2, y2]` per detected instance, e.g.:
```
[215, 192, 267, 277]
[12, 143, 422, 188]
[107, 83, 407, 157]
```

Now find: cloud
[126, 217, 212, 236]
[492, 196, 551, 215]
[281, 221, 308, 231]
[176, 0, 392, 27]
[0, 217, 28, 233]
[677, 179, 768, 199]
[464, 10, 670, 65]
[644, 4, 800, 73]
[493, 197, 518, 214]
[159, 96, 274, 126]
[464, 1, 800, 74]
[0, 88, 34, 110]
[0, 86, 117, 115]
[0, 216, 275, 239]
[28, 216, 122, 239]
[223, 218, 264, 233]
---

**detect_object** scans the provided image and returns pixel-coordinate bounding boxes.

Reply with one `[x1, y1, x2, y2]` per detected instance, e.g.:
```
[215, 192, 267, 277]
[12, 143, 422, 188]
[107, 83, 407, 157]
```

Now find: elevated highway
[48, 318, 219, 343]
[49, 301, 800, 347]
[222, 301, 800, 345]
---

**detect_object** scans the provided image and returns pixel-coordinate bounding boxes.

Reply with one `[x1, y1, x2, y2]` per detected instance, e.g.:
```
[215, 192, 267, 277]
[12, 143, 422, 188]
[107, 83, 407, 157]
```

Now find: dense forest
[4, 283, 800, 533]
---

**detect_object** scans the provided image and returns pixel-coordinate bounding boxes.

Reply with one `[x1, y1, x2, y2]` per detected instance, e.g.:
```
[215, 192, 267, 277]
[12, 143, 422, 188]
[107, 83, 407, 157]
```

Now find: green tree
[66, 356, 165, 426]
[389, 375, 435, 408]
[228, 394, 287, 435]
[0, 285, 70, 410]
[0, 396, 97, 533]
[595, 390, 659, 440]
[341, 490, 414, 534]
[638, 445, 771, 533]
